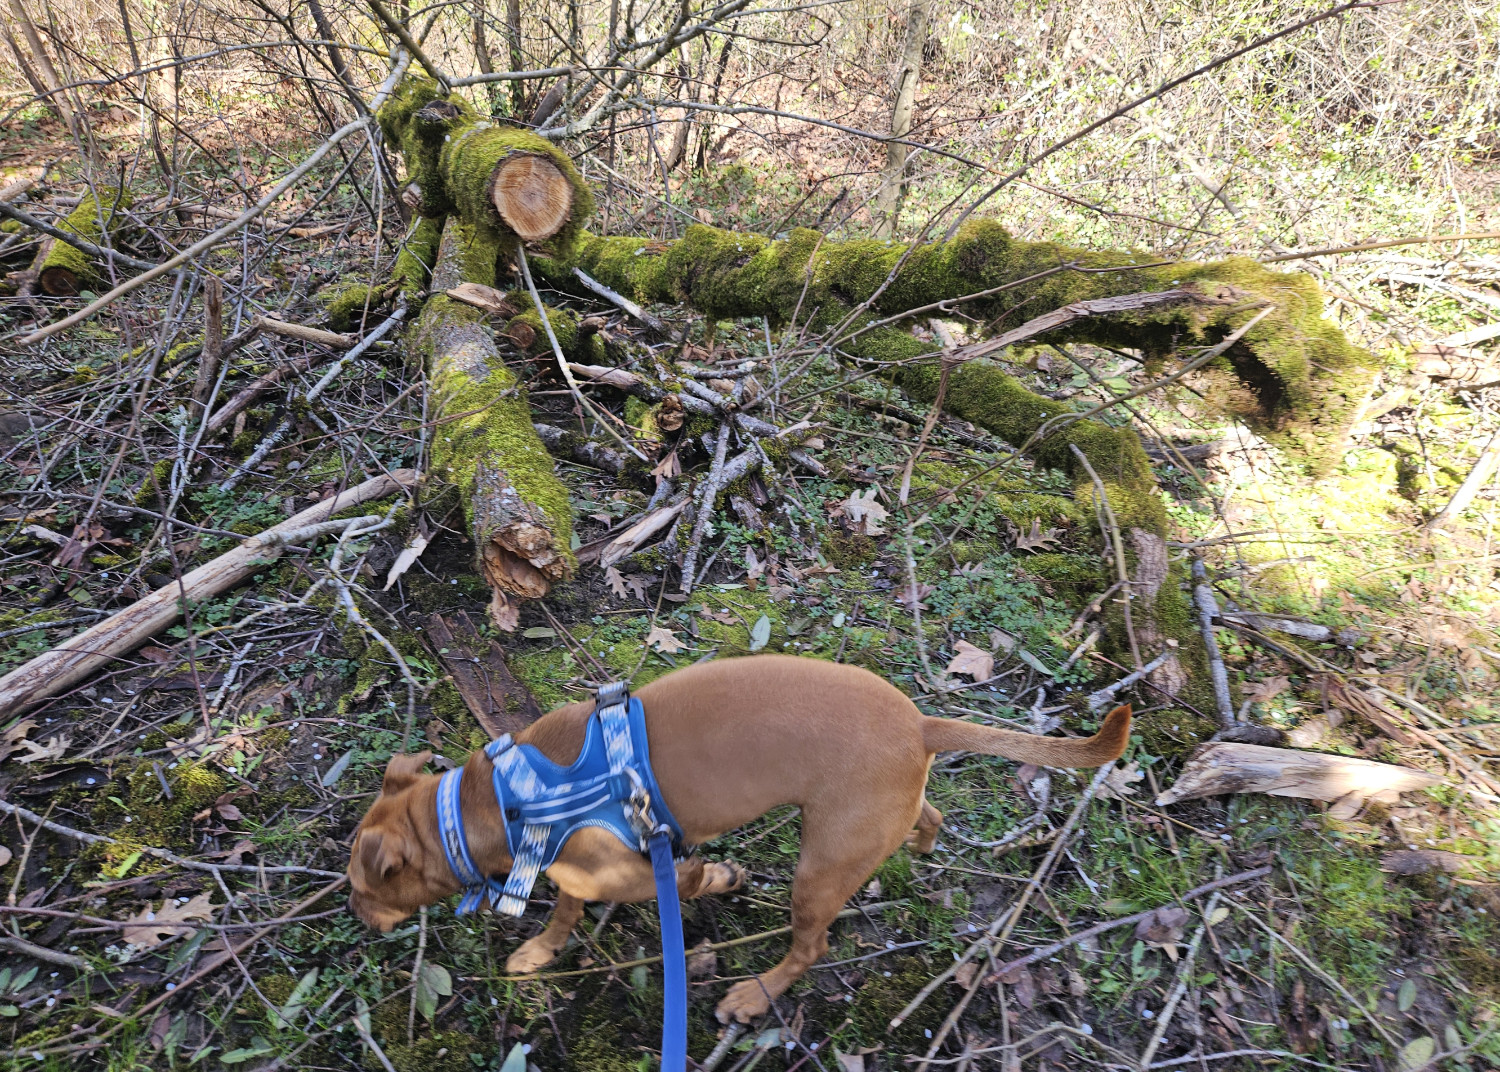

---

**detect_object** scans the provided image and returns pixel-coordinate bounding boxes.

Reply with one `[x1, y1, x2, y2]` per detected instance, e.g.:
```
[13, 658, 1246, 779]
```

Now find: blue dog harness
[434, 682, 689, 1072]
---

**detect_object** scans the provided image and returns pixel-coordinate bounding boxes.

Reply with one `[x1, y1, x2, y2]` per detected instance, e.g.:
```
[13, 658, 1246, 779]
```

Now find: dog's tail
[921, 705, 1131, 768]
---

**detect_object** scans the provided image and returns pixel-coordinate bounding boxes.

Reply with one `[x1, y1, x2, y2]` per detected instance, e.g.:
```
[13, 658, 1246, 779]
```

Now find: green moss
[419, 295, 575, 566]
[1023, 553, 1105, 601]
[550, 218, 1374, 471]
[37, 187, 133, 294]
[86, 761, 229, 869]
[1134, 708, 1217, 759]
[822, 529, 877, 570]
[319, 281, 383, 333]
[377, 77, 593, 257]
[505, 300, 607, 363]
[394, 214, 445, 298]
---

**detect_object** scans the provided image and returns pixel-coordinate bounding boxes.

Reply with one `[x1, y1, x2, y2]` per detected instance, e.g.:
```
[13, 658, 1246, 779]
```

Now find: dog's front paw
[715, 978, 772, 1024]
[506, 936, 562, 974]
[704, 861, 747, 895]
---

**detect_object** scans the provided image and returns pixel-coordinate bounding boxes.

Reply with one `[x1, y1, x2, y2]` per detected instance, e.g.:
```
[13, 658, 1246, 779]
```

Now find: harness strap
[436, 767, 505, 915]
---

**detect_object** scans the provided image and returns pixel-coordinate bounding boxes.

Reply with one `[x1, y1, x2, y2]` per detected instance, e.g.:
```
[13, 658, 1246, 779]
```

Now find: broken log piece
[447, 281, 519, 318]
[0, 471, 416, 713]
[423, 610, 544, 737]
[256, 315, 355, 349]
[504, 301, 606, 366]
[377, 77, 592, 250]
[599, 499, 689, 568]
[533, 421, 625, 475]
[420, 219, 574, 630]
[35, 188, 132, 296]
[1216, 611, 1331, 642]
[1412, 342, 1499, 385]
[1155, 741, 1441, 820]
[540, 219, 1377, 472]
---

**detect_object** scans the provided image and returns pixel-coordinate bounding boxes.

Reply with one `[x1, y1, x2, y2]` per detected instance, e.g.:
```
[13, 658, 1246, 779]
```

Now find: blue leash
[649, 828, 688, 1072]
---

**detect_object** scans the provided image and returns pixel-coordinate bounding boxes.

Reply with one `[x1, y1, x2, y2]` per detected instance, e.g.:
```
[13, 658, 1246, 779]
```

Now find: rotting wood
[419, 219, 574, 630]
[1155, 741, 1442, 820]
[0, 470, 416, 713]
[423, 610, 544, 736]
[533, 421, 626, 475]
[35, 188, 132, 296]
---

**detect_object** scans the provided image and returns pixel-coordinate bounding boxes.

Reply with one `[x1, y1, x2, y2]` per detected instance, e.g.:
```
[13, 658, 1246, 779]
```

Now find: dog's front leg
[505, 890, 585, 973]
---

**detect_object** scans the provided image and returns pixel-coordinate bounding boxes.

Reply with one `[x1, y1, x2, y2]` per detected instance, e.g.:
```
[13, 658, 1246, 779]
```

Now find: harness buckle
[596, 680, 629, 707]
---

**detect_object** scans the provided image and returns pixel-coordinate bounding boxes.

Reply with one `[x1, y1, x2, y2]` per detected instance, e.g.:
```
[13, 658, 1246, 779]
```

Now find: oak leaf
[123, 893, 215, 949]
[1013, 518, 1061, 551]
[646, 626, 685, 654]
[842, 488, 889, 536]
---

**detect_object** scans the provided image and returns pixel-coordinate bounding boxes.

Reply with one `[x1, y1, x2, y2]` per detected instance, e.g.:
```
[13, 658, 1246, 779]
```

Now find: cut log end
[37, 265, 81, 297]
[489, 153, 574, 242]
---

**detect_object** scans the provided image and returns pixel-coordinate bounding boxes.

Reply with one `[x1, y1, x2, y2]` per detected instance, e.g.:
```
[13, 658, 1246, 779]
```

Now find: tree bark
[540, 220, 1376, 493]
[871, 0, 930, 238]
[5, 0, 74, 131]
[419, 218, 575, 630]
[377, 77, 593, 256]
[34, 189, 132, 296]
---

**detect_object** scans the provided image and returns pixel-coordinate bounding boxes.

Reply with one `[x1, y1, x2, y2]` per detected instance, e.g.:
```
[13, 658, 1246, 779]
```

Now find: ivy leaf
[416, 961, 453, 1020]
[499, 1043, 528, 1072]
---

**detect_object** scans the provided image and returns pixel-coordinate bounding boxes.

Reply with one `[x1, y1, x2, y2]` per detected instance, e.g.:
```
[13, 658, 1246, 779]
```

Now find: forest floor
[2, 97, 1500, 1072]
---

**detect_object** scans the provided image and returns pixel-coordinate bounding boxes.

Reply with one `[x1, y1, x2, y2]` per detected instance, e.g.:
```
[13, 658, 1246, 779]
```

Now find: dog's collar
[434, 737, 515, 916]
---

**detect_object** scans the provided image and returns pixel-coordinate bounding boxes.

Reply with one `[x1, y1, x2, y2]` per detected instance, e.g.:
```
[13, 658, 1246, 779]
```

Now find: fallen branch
[256, 314, 356, 349]
[0, 470, 416, 711]
[0, 934, 87, 970]
[1155, 742, 1442, 820]
[1192, 559, 1236, 728]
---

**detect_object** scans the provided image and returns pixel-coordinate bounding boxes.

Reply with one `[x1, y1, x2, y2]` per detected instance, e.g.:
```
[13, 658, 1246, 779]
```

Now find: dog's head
[347, 752, 451, 931]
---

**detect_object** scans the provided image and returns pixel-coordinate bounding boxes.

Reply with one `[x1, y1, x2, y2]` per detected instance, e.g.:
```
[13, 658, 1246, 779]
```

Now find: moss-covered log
[419, 218, 574, 629]
[539, 220, 1375, 476]
[35, 189, 132, 296]
[377, 77, 592, 259]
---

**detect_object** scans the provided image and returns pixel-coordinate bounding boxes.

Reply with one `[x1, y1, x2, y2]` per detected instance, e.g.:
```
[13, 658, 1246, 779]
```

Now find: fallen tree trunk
[377, 77, 593, 259]
[0, 470, 416, 713]
[540, 220, 1376, 479]
[418, 218, 575, 629]
[34, 189, 133, 296]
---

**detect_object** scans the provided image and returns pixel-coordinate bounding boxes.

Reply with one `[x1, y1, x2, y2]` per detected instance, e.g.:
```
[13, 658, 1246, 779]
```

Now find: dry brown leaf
[0, 844, 11, 868]
[0, 718, 38, 764]
[1013, 518, 1061, 551]
[446, 282, 518, 317]
[1098, 760, 1144, 800]
[945, 640, 994, 682]
[123, 892, 215, 949]
[1134, 906, 1190, 961]
[894, 582, 933, 610]
[953, 962, 978, 989]
[222, 839, 256, 867]
[14, 732, 70, 764]
[1243, 675, 1291, 705]
[383, 533, 430, 591]
[834, 1053, 864, 1072]
[646, 626, 685, 654]
[604, 564, 631, 599]
[842, 488, 889, 536]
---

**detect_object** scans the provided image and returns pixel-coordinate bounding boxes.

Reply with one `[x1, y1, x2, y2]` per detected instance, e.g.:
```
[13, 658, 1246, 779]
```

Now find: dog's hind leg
[715, 803, 908, 1024]
[904, 798, 943, 854]
[506, 889, 585, 973]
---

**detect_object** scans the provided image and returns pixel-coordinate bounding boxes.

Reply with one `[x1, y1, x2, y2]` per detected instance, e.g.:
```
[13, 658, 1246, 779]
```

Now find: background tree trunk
[871, 0, 930, 239]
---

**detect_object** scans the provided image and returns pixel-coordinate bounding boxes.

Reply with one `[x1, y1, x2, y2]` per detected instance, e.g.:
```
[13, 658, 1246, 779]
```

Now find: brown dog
[348, 654, 1129, 1023]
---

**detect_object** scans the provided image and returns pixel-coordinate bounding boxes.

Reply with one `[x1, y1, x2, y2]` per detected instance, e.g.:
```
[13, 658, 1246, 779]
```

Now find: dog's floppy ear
[382, 751, 432, 795]
[358, 830, 407, 881]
